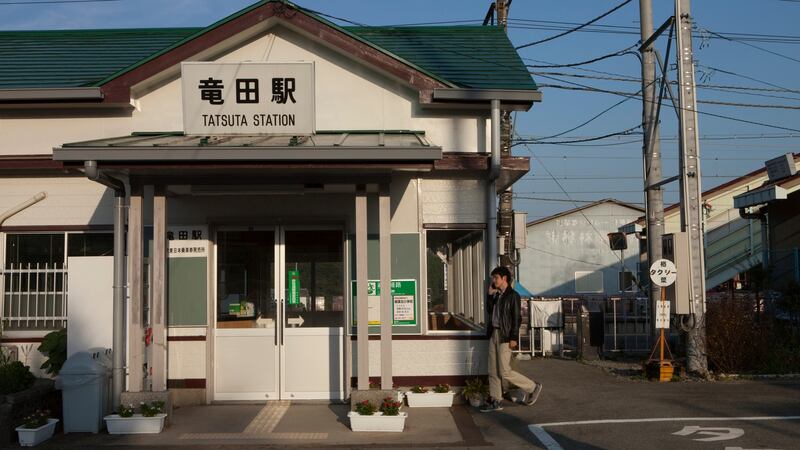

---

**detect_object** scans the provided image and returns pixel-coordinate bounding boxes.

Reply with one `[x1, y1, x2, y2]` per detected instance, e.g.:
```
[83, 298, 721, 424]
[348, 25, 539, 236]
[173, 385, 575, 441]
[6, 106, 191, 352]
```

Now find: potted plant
[347, 398, 407, 432]
[461, 378, 488, 407]
[15, 409, 58, 447]
[104, 401, 167, 434]
[405, 383, 455, 408]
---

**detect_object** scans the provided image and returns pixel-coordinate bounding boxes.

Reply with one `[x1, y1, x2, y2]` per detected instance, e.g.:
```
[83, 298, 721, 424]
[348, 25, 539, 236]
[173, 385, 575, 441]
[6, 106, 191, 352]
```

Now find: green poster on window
[288, 269, 300, 305]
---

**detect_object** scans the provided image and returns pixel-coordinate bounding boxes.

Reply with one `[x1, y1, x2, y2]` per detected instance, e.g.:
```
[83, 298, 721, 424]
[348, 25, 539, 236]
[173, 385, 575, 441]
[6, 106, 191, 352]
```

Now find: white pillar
[355, 191, 369, 390]
[379, 186, 392, 389]
[127, 185, 144, 392]
[151, 186, 167, 391]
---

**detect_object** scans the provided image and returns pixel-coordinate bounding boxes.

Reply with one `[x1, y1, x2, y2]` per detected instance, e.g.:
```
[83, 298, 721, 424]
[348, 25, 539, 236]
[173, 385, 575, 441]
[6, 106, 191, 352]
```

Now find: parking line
[528, 416, 800, 449]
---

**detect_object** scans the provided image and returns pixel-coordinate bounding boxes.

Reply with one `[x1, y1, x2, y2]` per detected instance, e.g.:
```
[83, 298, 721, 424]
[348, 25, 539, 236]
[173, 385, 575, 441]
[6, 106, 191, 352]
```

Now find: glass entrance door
[214, 226, 344, 401]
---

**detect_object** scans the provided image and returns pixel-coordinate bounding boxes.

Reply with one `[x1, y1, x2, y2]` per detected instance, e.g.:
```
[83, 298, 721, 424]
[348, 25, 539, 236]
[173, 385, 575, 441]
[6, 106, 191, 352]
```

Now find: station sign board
[181, 62, 315, 135]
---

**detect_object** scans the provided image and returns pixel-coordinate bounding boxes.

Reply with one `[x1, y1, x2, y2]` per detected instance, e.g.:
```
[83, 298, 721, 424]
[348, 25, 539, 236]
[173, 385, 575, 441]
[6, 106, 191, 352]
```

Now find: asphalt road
[470, 358, 800, 450]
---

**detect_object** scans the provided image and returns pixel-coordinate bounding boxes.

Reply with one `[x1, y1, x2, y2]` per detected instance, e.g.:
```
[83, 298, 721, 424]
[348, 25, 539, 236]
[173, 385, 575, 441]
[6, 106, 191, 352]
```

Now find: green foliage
[140, 400, 165, 417]
[22, 410, 50, 429]
[0, 361, 35, 395]
[38, 329, 66, 376]
[461, 378, 488, 399]
[354, 400, 376, 416]
[433, 383, 450, 393]
[117, 404, 135, 418]
[410, 385, 427, 393]
[379, 397, 402, 416]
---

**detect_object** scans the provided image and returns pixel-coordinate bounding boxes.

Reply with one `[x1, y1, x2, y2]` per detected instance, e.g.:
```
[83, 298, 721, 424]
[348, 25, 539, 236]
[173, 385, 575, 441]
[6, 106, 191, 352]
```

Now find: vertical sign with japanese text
[288, 269, 300, 305]
[181, 62, 315, 135]
[351, 279, 417, 327]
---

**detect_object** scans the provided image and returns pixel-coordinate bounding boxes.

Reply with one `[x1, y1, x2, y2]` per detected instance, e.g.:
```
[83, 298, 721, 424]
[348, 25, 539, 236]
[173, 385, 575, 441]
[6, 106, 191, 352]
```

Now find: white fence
[1, 263, 68, 329]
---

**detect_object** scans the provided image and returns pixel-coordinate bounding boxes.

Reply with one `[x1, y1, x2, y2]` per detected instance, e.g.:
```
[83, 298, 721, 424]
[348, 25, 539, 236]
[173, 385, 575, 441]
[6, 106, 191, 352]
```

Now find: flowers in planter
[380, 397, 402, 416]
[354, 400, 377, 416]
[140, 400, 165, 417]
[432, 383, 450, 393]
[410, 385, 427, 393]
[22, 410, 50, 429]
[117, 404, 135, 418]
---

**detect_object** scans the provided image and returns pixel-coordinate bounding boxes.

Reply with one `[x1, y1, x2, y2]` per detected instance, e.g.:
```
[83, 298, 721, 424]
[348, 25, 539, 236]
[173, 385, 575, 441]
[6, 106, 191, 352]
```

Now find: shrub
[0, 361, 35, 395]
[379, 397, 402, 416]
[38, 329, 66, 376]
[410, 385, 427, 393]
[354, 400, 376, 416]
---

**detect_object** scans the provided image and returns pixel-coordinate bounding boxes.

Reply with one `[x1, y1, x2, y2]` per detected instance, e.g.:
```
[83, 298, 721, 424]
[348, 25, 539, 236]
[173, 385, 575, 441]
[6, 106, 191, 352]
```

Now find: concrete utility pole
[675, 0, 708, 376]
[638, 0, 665, 339]
[496, 0, 517, 276]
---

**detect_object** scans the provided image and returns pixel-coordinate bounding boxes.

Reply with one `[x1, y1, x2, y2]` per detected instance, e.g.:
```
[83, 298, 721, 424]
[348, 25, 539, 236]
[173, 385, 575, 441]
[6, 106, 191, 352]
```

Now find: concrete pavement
[8, 357, 799, 449]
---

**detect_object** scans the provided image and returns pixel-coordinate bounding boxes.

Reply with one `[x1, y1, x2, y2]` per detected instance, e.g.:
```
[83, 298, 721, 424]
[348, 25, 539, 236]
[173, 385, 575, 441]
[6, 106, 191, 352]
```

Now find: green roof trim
[0, 0, 536, 92]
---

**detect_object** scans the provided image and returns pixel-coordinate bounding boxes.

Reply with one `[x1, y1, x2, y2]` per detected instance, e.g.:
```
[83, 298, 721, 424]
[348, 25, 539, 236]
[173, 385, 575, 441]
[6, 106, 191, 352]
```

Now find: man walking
[481, 266, 542, 412]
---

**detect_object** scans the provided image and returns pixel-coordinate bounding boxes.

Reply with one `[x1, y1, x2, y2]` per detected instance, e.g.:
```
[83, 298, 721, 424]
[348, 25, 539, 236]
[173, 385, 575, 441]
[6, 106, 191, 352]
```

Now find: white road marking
[528, 416, 800, 449]
[527, 425, 563, 450]
[673, 425, 744, 442]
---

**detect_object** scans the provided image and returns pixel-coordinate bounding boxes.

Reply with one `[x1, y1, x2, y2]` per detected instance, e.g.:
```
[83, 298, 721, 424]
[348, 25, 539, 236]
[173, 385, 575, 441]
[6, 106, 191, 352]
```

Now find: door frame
[210, 223, 347, 401]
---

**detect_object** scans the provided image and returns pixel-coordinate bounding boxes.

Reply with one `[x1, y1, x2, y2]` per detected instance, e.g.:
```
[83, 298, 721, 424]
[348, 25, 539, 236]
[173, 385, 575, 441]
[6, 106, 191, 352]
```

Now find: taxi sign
[649, 259, 677, 287]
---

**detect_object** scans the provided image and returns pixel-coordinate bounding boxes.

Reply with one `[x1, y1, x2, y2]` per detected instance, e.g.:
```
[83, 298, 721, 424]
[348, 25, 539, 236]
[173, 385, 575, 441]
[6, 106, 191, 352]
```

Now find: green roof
[0, 1, 536, 91]
[0, 28, 199, 88]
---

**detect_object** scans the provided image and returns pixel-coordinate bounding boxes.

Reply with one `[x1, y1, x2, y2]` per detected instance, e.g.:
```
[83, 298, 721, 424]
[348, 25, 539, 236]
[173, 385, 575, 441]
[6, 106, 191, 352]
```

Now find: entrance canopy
[53, 131, 441, 163]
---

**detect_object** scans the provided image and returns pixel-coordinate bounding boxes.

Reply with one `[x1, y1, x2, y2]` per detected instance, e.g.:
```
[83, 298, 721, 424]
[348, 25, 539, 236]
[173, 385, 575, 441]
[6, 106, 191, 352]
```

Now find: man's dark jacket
[485, 287, 521, 343]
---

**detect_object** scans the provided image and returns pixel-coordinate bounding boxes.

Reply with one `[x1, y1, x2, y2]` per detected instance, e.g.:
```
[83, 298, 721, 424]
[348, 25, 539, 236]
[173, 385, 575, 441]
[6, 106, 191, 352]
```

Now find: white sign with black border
[181, 62, 315, 136]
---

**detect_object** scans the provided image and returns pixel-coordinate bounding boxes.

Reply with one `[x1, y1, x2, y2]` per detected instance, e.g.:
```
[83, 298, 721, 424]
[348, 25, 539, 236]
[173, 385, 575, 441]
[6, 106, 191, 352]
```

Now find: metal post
[639, 0, 664, 339]
[675, 0, 708, 376]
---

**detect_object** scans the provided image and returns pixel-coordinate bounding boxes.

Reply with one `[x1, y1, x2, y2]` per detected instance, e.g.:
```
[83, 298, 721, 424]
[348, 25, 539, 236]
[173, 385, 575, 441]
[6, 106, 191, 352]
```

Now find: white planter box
[104, 414, 166, 434]
[16, 418, 58, 447]
[405, 391, 455, 408]
[348, 411, 407, 432]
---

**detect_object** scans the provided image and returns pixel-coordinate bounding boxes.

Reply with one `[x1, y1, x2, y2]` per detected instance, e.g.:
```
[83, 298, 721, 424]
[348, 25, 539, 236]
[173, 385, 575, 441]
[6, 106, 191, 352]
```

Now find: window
[5, 233, 64, 266]
[67, 233, 113, 257]
[425, 229, 484, 331]
[575, 271, 603, 293]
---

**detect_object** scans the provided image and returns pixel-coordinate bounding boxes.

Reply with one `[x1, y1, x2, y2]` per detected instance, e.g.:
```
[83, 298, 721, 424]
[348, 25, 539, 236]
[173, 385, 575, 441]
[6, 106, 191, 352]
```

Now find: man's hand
[509, 340, 517, 349]
[487, 285, 497, 296]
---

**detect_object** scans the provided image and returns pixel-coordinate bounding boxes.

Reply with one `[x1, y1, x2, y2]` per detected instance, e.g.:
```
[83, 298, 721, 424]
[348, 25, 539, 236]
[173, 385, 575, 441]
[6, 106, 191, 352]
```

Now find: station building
[0, 0, 540, 405]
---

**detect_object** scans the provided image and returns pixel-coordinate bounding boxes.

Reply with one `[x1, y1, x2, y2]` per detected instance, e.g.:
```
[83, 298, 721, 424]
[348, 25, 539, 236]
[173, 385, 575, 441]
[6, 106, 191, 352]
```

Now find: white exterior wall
[0, 24, 489, 157]
[167, 328, 207, 381]
[0, 177, 113, 227]
[421, 178, 487, 224]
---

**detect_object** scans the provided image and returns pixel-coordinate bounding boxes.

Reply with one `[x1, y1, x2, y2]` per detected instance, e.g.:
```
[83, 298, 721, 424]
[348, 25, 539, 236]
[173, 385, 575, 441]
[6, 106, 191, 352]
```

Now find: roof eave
[0, 87, 103, 102]
[430, 88, 541, 111]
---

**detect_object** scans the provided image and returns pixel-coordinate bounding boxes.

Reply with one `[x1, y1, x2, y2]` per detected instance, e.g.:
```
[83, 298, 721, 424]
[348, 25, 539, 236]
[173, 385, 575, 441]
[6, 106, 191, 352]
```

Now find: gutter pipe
[85, 160, 126, 410]
[487, 99, 501, 275]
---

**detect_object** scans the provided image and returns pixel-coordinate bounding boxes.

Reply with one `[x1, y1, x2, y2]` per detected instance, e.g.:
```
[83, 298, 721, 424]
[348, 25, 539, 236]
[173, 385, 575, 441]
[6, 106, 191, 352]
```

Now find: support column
[151, 186, 167, 391]
[111, 190, 126, 410]
[127, 185, 144, 393]
[379, 186, 392, 390]
[355, 190, 369, 391]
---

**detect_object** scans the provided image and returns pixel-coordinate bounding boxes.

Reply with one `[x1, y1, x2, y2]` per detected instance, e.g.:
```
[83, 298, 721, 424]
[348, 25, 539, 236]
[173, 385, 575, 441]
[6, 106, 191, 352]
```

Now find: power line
[525, 44, 637, 68]
[517, 126, 643, 146]
[0, 0, 119, 4]
[703, 28, 800, 65]
[515, 0, 632, 49]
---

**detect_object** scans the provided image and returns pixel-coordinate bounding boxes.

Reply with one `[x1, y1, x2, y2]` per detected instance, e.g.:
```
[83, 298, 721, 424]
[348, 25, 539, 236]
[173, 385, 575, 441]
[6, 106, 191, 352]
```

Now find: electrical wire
[515, 0, 632, 49]
[0, 0, 118, 4]
[703, 29, 800, 65]
[525, 45, 637, 68]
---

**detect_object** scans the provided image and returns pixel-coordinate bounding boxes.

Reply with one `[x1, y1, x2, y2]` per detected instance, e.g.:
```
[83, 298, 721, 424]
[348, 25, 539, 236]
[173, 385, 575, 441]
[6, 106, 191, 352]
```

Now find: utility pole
[675, 0, 708, 376]
[496, 0, 518, 276]
[638, 0, 665, 340]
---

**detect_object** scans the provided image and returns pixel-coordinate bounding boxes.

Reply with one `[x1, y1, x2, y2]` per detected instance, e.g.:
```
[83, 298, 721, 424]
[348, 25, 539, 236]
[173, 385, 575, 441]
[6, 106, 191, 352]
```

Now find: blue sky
[2, 0, 798, 220]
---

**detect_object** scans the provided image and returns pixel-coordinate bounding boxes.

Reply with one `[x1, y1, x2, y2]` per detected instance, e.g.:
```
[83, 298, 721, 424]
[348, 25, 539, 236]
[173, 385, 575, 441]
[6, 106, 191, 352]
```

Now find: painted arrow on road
[673, 426, 744, 442]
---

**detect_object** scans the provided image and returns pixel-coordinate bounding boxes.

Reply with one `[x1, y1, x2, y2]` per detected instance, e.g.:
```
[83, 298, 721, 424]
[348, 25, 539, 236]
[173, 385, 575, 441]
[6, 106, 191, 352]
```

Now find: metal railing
[1, 263, 68, 330]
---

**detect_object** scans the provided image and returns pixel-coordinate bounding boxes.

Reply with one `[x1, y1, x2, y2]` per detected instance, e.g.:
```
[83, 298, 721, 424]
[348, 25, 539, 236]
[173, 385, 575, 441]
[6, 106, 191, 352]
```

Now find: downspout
[739, 206, 769, 268]
[0, 192, 48, 328]
[487, 99, 501, 275]
[85, 160, 126, 410]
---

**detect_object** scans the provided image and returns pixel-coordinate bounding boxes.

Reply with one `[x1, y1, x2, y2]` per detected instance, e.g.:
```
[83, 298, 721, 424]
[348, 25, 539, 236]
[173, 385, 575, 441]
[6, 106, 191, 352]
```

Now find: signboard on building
[287, 269, 301, 305]
[168, 225, 208, 258]
[351, 279, 417, 327]
[181, 62, 315, 135]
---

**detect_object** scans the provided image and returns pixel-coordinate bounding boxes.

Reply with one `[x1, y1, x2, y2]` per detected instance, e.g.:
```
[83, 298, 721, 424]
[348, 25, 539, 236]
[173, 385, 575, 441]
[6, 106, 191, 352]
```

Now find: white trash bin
[58, 352, 110, 433]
